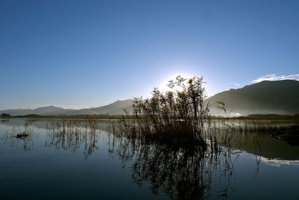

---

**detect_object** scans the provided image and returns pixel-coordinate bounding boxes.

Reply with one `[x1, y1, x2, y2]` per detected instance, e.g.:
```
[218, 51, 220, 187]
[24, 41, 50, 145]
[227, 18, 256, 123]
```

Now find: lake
[0, 119, 298, 199]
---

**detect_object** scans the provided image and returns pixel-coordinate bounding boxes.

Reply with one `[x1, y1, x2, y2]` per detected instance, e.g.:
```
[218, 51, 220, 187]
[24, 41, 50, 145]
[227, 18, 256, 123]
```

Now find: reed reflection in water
[45, 119, 104, 158]
[108, 127, 244, 200]
[2, 121, 35, 151]
[2, 119, 107, 158]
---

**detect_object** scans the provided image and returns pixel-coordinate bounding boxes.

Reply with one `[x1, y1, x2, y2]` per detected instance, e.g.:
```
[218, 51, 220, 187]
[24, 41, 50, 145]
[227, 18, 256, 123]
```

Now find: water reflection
[221, 130, 299, 160]
[2, 119, 107, 158]
[2, 122, 34, 151]
[260, 157, 299, 167]
[1, 119, 299, 199]
[45, 120, 100, 158]
[2, 119, 243, 198]
[108, 131, 242, 199]
[2, 119, 298, 161]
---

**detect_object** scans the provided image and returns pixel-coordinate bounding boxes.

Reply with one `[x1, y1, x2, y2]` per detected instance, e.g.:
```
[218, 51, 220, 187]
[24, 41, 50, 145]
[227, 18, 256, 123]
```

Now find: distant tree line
[1, 113, 298, 120]
[1, 113, 11, 118]
[237, 114, 299, 120]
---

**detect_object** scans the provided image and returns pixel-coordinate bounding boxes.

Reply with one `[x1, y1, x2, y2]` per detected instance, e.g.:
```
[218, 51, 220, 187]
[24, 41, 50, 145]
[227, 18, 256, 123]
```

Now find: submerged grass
[2, 122, 35, 151]
[45, 119, 100, 158]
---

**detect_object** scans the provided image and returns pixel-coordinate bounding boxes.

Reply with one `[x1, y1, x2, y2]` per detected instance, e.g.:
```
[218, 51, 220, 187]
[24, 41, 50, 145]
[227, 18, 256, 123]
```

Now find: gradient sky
[0, 0, 298, 110]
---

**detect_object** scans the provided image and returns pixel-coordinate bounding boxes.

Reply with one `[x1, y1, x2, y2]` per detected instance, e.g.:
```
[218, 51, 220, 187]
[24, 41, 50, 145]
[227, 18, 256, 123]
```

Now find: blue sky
[0, 0, 298, 110]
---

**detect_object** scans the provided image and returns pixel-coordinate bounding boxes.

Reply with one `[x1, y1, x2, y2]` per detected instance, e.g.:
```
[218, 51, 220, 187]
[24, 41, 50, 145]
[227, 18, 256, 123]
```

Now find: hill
[0, 106, 66, 116]
[0, 100, 134, 116]
[207, 80, 299, 116]
[46, 99, 134, 115]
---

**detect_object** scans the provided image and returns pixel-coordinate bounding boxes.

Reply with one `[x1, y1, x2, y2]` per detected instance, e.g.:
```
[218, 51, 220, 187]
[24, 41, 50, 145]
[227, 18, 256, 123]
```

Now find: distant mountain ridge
[207, 80, 299, 115]
[0, 106, 66, 116]
[45, 99, 134, 115]
[0, 100, 134, 116]
[1, 81, 298, 116]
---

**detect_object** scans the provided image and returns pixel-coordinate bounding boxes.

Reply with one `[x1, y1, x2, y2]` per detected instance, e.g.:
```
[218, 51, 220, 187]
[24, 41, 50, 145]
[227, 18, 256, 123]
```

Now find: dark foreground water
[0, 119, 298, 200]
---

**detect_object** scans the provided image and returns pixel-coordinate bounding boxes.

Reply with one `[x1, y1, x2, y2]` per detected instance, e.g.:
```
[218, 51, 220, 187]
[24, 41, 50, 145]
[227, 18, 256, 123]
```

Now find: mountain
[0, 100, 134, 116]
[0, 106, 66, 116]
[46, 99, 134, 115]
[207, 80, 299, 116]
[90, 99, 134, 115]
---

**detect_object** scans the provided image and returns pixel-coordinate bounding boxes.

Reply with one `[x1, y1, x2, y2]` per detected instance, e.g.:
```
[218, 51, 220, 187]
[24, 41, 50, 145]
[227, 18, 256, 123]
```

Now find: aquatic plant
[46, 119, 101, 158]
[112, 75, 210, 150]
[1, 122, 34, 151]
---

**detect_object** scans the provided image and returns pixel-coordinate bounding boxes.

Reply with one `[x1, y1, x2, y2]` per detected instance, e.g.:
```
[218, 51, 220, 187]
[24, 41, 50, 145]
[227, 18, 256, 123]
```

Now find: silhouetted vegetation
[111, 75, 210, 150]
[237, 113, 299, 120]
[45, 119, 100, 158]
[1, 113, 11, 118]
[263, 125, 299, 146]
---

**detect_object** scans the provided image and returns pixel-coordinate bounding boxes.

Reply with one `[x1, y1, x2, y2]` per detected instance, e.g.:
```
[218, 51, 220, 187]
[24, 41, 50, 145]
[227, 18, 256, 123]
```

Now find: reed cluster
[46, 119, 100, 158]
[112, 75, 210, 150]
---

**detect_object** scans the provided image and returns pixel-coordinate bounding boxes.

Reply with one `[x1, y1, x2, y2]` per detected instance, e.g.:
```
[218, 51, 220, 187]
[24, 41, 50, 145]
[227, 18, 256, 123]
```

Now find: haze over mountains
[1, 80, 298, 116]
[208, 80, 299, 116]
[0, 106, 67, 116]
[0, 100, 134, 116]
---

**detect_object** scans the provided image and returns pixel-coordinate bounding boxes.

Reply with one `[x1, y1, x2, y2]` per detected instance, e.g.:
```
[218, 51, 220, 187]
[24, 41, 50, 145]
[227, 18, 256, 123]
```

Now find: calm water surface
[0, 119, 298, 199]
